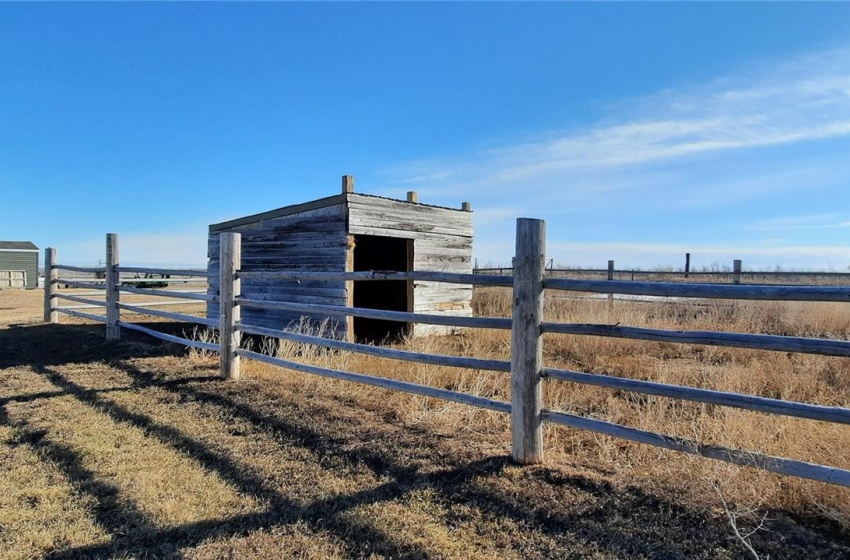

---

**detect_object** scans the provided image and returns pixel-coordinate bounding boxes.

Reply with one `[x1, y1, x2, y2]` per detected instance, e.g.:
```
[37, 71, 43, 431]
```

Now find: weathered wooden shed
[207, 176, 473, 342]
[0, 241, 39, 289]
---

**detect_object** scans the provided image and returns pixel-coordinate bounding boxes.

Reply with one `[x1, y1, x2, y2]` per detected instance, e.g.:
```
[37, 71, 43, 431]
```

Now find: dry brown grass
[248, 287, 850, 528]
[2, 287, 849, 558]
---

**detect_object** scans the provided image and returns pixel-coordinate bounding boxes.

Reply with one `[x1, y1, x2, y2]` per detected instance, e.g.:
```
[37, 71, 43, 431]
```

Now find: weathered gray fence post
[511, 218, 545, 464]
[43, 248, 58, 323]
[342, 174, 355, 193]
[220, 232, 242, 380]
[105, 233, 120, 341]
[733, 259, 742, 285]
[607, 259, 615, 309]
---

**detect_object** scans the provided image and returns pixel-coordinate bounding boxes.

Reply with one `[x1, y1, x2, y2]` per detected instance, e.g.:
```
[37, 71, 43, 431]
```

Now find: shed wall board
[207, 192, 474, 340]
[347, 194, 473, 338]
[208, 204, 349, 337]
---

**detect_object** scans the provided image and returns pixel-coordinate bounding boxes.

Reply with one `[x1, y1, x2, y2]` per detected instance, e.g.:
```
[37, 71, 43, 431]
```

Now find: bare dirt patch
[1, 288, 849, 558]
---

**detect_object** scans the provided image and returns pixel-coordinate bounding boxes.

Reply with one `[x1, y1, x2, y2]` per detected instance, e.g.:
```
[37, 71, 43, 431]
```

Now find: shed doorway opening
[352, 235, 412, 343]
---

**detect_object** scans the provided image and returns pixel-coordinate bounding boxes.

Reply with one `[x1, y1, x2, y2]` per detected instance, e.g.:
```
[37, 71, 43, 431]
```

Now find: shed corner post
[220, 232, 242, 380]
[43, 247, 58, 323]
[105, 233, 120, 341]
[510, 217, 546, 464]
[342, 175, 355, 194]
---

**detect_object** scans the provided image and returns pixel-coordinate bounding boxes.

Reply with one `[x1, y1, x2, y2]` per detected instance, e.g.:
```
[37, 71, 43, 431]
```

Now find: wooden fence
[43, 222, 850, 488]
[475, 262, 850, 285]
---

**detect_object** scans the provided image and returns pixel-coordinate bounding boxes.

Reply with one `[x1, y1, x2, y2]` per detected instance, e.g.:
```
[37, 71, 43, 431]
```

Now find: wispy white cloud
[381, 46, 850, 268]
[746, 213, 850, 231]
[381, 46, 850, 208]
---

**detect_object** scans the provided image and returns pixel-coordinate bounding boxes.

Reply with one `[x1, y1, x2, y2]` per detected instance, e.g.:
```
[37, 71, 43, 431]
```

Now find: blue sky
[2, 3, 850, 270]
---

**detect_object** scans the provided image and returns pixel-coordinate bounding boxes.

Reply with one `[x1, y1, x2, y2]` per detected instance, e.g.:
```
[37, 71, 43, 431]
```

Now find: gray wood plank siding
[207, 192, 474, 340]
[347, 194, 473, 337]
[0, 250, 39, 289]
[208, 204, 350, 337]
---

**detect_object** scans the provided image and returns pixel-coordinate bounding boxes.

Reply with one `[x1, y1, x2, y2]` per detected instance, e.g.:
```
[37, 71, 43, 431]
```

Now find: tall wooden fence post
[733, 259, 742, 285]
[105, 233, 120, 341]
[220, 232, 242, 380]
[607, 259, 615, 309]
[43, 248, 58, 323]
[511, 218, 545, 464]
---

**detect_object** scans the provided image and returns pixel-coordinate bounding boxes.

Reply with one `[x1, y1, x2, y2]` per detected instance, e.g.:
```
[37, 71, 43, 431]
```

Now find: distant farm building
[207, 176, 474, 342]
[0, 241, 39, 289]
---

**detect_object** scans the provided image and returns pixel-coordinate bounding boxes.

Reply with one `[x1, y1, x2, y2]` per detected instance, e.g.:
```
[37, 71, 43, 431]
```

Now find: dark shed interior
[352, 235, 412, 342]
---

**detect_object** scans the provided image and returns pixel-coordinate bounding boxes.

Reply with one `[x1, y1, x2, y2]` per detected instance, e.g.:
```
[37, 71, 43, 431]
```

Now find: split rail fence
[43, 221, 850, 488]
[476, 262, 850, 285]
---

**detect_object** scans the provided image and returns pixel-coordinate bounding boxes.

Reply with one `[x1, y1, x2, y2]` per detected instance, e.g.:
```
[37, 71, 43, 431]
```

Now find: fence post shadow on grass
[0, 321, 214, 370]
[2, 339, 843, 558]
[0, 407, 158, 548]
[25, 363, 440, 559]
[75, 358, 848, 559]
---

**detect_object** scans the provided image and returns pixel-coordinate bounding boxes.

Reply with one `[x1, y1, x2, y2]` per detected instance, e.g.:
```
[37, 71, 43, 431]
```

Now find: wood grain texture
[105, 233, 120, 341]
[544, 367, 850, 424]
[219, 232, 241, 380]
[118, 320, 219, 352]
[44, 248, 58, 323]
[56, 308, 108, 323]
[118, 302, 218, 328]
[542, 409, 850, 487]
[238, 322, 510, 372]
[238, 348, 511, 413]
[544, 278, 850, 302]
[542, 322, 850, 357]
[209, 193, 476, 338]
[511, 218, 545, 464]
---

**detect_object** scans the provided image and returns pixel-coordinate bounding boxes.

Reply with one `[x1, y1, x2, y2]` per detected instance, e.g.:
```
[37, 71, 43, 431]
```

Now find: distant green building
[0, 241, 39, 289]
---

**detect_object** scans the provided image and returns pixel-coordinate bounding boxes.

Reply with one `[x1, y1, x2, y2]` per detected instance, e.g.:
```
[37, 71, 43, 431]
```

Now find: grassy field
[1, 287, 849, 558]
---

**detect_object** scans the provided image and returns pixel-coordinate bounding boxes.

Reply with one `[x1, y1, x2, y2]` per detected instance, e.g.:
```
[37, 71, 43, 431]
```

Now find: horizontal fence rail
[42, 221, 850, 489]
[542, 322, 850, 357]
[116, 266, 212, 277]
[56, 279, 106, 290]
[476, 266, 850, 280]
[121, 299, 208, 307]
[237, 322, 511, 372]
[238, 348, 511, 414]
[117, 285, 214, 301]
[544, 367, 850, 425]
[117, 321, 219, 352]
[53, 293, 107, 308]
[120, 277, 209, 284]
[53, 264, 106, 274]
[238, 269, 514, 287]
[118, 302, 219, 328]
[542, 409, 850, 487]
[238, 298, 513, 330]
[57, 308, 108, 323]
[544, 278, 850, 302]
